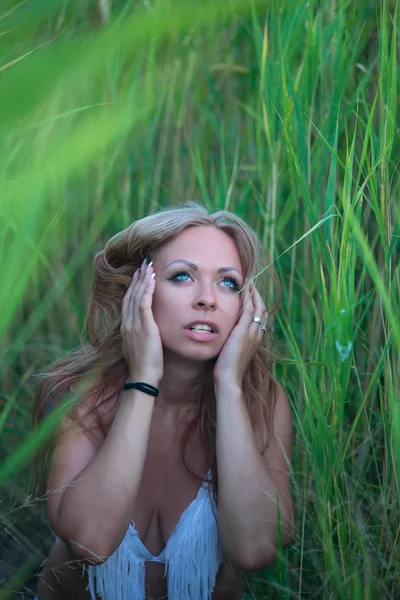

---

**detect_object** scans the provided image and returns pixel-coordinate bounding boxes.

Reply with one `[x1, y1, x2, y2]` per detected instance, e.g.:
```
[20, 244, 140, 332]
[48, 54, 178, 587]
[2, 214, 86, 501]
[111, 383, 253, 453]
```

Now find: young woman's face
[151, 226, 244, 362]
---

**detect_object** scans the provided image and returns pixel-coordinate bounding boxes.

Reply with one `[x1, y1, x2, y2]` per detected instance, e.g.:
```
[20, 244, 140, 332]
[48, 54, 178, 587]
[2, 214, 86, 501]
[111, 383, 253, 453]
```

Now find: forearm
[57, 388, 156, 562]
[215, 382, 292, 568]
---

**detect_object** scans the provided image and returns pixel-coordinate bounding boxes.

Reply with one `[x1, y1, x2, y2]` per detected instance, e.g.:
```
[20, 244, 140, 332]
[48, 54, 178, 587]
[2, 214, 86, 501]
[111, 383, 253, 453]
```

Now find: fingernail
[133, 270, 138, 279]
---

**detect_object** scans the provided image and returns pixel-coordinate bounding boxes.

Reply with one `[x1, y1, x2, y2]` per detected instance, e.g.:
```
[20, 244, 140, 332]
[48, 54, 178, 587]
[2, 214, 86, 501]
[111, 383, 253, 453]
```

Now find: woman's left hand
[213, 283, 268, 387]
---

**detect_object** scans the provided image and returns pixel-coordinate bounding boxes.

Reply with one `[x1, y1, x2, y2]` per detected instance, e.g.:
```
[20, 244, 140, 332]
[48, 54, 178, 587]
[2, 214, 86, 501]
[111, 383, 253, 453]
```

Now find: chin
[163, 343, 217, 364]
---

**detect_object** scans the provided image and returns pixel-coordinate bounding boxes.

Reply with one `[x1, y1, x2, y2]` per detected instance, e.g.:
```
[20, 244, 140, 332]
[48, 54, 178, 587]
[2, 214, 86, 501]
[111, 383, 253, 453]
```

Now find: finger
[249, 284, 266, 335]
[262, 303, 269, 327]
[239, 284, 256, 329]
[121, 268, 140, 328]
[133, 260, 150, 298]
[132, 260, 151, 328]
[139, 264, 156, 310]
[251, 285, 266, 318]
[134, 261, 156, 329]
[139, 274, 157, 330]
[127, 263, 147, 323]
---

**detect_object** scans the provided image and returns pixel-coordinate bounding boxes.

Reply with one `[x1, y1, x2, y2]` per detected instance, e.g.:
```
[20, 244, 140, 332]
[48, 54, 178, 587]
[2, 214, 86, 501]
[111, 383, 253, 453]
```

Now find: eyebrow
[165, 259, 241, 275]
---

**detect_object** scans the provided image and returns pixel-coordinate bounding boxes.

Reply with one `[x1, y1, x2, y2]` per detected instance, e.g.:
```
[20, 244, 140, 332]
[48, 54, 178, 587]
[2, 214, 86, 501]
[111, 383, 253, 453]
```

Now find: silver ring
[252, 316, 263, 325]
[262, 326, 267, 333]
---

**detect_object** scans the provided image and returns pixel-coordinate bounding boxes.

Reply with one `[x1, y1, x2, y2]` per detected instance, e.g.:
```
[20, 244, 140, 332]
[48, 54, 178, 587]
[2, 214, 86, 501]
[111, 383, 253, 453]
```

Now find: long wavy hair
[32, 201, 282, 530]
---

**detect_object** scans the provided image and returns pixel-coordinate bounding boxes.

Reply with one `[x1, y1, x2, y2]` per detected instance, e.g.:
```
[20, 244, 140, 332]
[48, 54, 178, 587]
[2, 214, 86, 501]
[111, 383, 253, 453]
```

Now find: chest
[89, 398, 243, 599]
[134, 411, 212, 556]
[100, 398, 213, 557]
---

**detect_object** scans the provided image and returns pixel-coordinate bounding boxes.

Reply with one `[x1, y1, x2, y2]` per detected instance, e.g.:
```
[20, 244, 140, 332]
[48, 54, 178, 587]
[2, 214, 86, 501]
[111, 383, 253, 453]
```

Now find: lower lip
[184, 328, 217, 342]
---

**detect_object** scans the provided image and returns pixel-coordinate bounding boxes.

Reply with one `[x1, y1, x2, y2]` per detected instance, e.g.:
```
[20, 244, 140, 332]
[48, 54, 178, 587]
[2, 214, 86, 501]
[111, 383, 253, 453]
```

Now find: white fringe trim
[86, 546, 146, 600]
[85, 472, 225, 600]
[165, 490, 225, 600]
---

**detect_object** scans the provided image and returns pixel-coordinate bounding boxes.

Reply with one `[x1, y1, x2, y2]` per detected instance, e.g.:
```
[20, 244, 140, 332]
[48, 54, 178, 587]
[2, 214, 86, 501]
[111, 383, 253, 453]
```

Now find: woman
[32, 201, 294, 600]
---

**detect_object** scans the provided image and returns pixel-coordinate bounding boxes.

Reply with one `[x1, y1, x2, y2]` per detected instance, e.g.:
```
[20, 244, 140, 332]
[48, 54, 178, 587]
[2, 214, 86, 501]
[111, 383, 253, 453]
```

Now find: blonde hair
[32, 201, 282, 516]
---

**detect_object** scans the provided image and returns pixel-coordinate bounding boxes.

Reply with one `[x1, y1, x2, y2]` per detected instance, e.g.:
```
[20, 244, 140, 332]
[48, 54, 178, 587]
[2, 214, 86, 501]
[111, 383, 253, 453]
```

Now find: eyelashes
[168, 271, 240, 291]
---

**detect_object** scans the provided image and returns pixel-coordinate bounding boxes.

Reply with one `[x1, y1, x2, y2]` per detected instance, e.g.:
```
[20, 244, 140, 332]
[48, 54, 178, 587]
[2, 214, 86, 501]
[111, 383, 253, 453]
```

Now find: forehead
[158, 226, 242, 269]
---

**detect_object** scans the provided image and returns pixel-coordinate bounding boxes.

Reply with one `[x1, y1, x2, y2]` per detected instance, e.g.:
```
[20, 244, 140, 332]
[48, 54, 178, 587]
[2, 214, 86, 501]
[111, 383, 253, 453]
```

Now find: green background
[0, 0, 399, 598]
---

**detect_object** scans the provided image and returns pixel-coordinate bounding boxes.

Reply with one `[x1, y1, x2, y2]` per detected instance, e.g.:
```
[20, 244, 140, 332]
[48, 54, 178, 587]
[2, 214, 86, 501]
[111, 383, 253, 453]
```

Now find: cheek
[225, 299, 242, 330]
[151, 290, 177, 332]
[150, 291, 164, 326]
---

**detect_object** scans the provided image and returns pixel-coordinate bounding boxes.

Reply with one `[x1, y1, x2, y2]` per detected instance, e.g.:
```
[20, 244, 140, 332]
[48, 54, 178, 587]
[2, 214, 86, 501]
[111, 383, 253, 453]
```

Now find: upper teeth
[190, 324, 213, 332]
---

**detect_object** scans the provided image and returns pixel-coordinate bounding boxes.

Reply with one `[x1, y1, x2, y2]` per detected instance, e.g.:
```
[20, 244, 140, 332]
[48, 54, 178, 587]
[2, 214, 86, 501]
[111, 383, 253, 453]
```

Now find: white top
[85, 469, 226, 600]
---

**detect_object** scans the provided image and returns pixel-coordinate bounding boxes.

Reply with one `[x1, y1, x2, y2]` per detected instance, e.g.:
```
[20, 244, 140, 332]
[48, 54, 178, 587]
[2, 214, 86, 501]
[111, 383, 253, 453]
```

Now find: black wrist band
[123, 382, 159, 397]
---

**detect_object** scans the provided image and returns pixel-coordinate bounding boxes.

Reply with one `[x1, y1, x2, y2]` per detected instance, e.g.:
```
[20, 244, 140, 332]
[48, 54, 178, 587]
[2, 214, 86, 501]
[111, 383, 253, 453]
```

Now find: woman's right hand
[121, 259, 163, 386]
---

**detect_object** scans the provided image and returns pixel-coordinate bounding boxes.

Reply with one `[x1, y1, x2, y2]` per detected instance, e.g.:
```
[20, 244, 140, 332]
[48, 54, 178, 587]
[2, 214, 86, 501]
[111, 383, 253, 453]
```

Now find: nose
[192, 282, 217, 310]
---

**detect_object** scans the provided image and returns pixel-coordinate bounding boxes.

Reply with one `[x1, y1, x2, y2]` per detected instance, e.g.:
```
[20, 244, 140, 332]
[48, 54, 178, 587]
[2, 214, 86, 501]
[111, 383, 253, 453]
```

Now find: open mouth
[184, 328, 218, 341]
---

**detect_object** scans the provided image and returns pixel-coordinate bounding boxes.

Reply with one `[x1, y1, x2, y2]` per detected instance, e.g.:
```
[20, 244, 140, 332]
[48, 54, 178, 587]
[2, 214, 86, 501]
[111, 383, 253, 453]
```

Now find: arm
[215, 380, 294, 571]
[48, 259, 162, 563]
[48, 381, 158, 564]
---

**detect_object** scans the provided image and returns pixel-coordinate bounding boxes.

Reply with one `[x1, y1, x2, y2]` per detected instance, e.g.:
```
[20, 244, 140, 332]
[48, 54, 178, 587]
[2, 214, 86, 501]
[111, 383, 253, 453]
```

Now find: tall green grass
[1, 0, 399, 597]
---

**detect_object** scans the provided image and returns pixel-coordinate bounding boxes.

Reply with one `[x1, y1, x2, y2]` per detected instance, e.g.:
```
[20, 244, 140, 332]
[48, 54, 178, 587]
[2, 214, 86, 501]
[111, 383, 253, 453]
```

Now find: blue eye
[169, 271, 239, 290]
[221, 277, 240, 290]
[170, 271, 191, 282]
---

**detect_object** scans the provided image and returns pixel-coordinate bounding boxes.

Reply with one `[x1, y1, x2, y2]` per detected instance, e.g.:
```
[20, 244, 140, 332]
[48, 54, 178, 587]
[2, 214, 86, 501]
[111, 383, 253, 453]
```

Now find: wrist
[127, 372, 161, 388]
[213, 376, 242, 393]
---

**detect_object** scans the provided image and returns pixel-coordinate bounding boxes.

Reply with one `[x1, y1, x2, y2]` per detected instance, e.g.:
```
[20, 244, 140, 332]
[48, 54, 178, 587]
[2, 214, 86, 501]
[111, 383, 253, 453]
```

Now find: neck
[154, 352, 215, 415]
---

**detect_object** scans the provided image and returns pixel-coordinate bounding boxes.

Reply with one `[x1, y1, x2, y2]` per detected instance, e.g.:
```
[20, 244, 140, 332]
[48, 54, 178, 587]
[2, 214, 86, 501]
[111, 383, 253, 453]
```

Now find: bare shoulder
[56, 382, 122, 445]
[272, 381, 293, 440]
[254, 380, 293, 458]
[46, 384, 121, 533]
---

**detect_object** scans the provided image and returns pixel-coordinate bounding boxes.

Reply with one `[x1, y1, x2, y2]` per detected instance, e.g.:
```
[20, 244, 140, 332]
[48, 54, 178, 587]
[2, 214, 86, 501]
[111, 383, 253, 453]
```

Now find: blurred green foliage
[0, 0, 399, 598]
